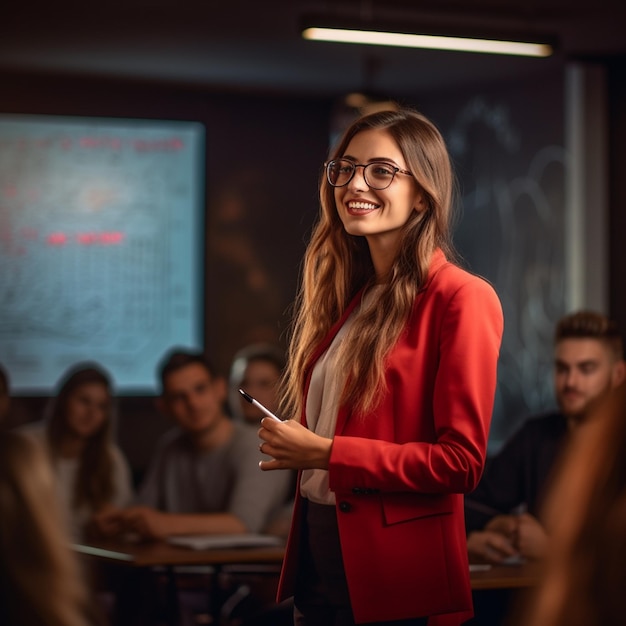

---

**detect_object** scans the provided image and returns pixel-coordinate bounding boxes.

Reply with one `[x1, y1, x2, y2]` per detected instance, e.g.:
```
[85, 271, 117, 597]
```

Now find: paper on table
[469, 564, 493, 572]
[167, 534, 284, 550]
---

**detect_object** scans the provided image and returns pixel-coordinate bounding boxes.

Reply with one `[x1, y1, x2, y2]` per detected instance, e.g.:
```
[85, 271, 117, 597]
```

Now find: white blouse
[300, 285, 382, 505]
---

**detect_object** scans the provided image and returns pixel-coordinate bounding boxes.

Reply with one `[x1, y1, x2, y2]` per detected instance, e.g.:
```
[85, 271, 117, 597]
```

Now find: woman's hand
[258, 417, 332, 471]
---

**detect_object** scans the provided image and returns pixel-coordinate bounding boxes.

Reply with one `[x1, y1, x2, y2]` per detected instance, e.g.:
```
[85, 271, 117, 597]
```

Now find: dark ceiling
[1, 1, 625, 96]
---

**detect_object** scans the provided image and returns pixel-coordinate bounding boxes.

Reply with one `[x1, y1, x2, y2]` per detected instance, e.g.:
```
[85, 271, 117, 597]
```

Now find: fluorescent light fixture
[302, 26, 553, 58]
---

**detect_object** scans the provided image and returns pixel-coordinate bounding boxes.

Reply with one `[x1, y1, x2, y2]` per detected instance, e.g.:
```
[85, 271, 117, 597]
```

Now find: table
[470, 562, 542, 590]
[74, 537, 286, 568]
[75, 539, 541, 624]
[75, 537, 286, 625]
[469, 562, 542, 625]
[76, 539, 540, 587]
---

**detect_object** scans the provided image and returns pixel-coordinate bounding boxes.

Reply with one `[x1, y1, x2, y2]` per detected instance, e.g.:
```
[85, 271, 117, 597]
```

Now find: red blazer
[277, 250, 504, 625]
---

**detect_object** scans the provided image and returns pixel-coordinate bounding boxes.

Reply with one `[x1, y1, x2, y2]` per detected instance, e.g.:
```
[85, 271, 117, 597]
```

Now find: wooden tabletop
[75, 538, 541, 590]
[74, 537, 286, 568]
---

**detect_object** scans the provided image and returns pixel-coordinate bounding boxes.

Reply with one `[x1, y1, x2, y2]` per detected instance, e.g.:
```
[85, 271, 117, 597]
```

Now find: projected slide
[0, 114, 204, 393]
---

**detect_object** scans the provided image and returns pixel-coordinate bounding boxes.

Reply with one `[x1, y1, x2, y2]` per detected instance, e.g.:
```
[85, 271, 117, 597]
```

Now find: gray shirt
[136, 421, 291, 533]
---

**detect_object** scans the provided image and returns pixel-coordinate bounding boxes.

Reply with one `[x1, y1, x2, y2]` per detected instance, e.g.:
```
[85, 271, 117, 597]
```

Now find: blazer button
[339, 501, 352, 513]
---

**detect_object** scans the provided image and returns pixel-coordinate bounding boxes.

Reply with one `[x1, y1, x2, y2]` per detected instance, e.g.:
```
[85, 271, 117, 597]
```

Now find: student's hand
[515, 513, 548, 560]
[485, 514, 519, 539]
[120, 506, 171, 540]
[467, 529, 520, 564]
[258, 417, 333, 471]
[87, 505, 126, 539]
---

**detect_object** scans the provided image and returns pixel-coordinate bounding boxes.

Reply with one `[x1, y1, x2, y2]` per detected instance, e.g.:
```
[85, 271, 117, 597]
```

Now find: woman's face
[333, 128, 424, 247]
[64, 382, 111, 440]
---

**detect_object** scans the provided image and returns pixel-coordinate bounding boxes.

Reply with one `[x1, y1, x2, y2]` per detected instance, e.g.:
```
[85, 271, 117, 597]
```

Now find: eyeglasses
[325, 158, 413, 190]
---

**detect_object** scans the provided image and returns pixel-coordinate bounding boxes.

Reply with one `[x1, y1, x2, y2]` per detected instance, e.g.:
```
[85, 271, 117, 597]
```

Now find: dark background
[1, 0, 625, 480]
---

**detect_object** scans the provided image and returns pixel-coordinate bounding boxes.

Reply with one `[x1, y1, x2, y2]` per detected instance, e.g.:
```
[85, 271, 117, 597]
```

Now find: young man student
[465, 310, 625, 565]
[94, 349, 292, 540]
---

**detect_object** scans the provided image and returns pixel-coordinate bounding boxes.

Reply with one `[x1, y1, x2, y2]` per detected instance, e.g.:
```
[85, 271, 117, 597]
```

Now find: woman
[25, 363, 133, 539]
[258, 107, 503, 625]
[0, 430, 99, 626]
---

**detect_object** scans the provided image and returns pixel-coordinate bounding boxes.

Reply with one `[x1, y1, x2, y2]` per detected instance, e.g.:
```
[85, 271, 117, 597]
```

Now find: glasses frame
[324, 159, 413, 190]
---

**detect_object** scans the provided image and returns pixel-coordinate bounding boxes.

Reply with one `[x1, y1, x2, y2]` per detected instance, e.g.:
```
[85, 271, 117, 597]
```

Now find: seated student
[228, 342, 286, 426]
[466, 310, 625, 564]
[518, 382, 626, 626]
[95, 348, 292, 540]
[228, 342, 295, 538]
[21, 363, 133, 540]
[0, 430, 102, 626]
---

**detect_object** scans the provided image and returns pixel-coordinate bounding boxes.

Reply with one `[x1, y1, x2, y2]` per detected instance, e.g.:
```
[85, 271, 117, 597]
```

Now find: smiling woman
[258, 106, 504, 626]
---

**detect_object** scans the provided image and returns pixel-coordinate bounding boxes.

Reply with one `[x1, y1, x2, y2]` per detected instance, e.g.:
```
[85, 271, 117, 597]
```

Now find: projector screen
[0, 114, 205, 394]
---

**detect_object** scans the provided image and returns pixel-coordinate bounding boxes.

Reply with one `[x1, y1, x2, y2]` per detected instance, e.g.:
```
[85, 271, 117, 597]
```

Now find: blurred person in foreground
[466, 310, 625, 564]
[0, 430, 102, 626]
[516, 382, 626, 626]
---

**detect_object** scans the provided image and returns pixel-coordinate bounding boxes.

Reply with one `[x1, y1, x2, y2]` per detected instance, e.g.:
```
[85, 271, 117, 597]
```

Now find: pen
[238, 388, 283, 422]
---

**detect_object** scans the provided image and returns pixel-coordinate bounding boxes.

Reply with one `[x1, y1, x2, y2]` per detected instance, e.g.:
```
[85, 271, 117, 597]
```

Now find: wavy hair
[46, 363, 115, 512]
[281, 107, 457, 418]
[0, 431, 94, 626]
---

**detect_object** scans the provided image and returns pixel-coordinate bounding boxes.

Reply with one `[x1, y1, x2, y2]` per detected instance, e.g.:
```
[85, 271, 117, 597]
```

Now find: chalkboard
[419, 74, 567, 448]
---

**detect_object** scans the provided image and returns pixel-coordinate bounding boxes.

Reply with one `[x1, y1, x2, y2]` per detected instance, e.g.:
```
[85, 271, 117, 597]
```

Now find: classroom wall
[1, 72, 336, 478]
[608, 56, 626, 343]
[2, 72, 335, 373]
[415, 73, 567, 447]
[2, 61, 617, 471]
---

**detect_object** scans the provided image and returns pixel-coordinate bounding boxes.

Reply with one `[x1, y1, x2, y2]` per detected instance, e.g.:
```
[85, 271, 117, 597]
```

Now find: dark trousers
[293, 499, 428, 626]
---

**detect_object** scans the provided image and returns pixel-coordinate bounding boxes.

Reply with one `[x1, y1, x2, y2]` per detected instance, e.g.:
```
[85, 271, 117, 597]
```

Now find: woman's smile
[346, 199, 381, 215]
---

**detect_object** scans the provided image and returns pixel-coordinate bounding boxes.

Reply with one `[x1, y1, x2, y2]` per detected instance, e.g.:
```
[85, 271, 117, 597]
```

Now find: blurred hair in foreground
[0, 430, 97, 626]
[516, 383, 626, 626]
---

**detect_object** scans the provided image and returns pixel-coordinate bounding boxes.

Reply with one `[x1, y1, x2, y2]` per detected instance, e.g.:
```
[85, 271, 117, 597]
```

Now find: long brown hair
[46, 363, 115, 511]
[0, 431, 94, 626]
[281, 107, 457, 418]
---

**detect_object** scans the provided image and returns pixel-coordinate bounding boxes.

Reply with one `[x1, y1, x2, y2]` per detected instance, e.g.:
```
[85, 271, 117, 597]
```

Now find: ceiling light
[302, 22, 554, 58]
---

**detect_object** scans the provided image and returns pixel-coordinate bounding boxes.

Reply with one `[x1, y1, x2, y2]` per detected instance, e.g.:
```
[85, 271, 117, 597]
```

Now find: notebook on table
[167, 533, 284, 550]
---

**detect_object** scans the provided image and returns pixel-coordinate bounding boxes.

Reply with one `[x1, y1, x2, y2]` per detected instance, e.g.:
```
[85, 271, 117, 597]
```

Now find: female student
[258, 107, 503, 625]
[26, 363, 133, 539]
[0, 430, 100, 625]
